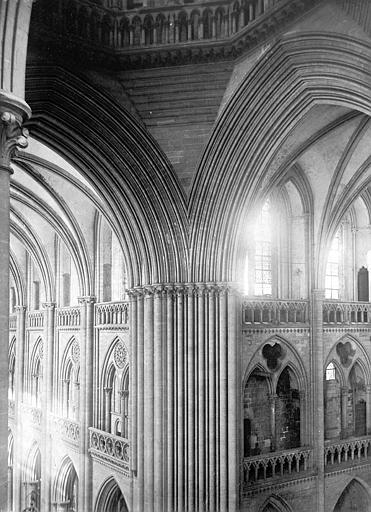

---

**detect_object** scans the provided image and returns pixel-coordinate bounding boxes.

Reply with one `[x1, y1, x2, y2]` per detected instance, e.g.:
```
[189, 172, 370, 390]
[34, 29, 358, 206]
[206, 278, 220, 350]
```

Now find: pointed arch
[25, 62, 188, 287]
[259, 494, 293, 512]
[243, 335, 308, 392]
[59, 336, 80, 419]
[334, 477, 371, 511]
[100, 336, 129, 434]
[190, 33, 371, 283]
[326, 334, 371, 385]
[94, 476, 129, 512]
[52, 455, 79, 510]
[9, 336, 16, 400]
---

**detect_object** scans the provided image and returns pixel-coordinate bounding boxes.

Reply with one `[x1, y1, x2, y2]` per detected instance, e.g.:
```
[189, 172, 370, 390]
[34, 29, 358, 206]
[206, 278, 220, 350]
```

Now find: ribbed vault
[24, 66, 189, 287]
[190, 33, 371, 285]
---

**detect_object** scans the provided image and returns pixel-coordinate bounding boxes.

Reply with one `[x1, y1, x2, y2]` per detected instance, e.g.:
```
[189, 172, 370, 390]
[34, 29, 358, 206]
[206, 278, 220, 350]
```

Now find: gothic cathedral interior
[1, 0, 371, 511]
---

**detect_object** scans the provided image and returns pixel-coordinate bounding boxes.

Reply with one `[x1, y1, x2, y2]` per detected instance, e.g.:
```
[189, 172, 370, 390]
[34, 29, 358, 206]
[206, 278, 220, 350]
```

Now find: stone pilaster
[0, 94, 30, 511]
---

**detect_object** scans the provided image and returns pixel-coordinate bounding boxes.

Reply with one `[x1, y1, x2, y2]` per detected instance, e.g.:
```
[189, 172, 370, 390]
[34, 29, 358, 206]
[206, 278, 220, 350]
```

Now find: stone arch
[52, 455, 79, 511]
[59, 336, 80, 419]
[10, 249, 26, 306]
[190, 33, 371, 284]
[25, 66, 188, 287]
[94, 476, 129, 512]
[23, 442, 41, 510]
[100, 336, 129, 434]
[243, 335, 308, 392]
[326, 335, 371, 385]
[9, 336, 16, 400]
[333, 477, 371, 511]
[243, 337, 308, 453]
[259, 494, 293, 512]
[29, 337, 43, 407]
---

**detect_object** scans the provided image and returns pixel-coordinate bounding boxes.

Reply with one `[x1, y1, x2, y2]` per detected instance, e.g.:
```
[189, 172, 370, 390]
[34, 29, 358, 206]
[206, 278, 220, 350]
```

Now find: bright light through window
[254, 200, 272, 296]
[326, 362, 336, 380]
[325, 230, 341, 299]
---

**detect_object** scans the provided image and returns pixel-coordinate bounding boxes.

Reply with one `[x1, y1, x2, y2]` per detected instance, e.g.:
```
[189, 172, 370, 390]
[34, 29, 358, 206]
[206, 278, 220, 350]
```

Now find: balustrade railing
[323, 301, 371, 325]
[242, 447, 312, 485]
[324, 437, 371, 468]
[242, 299, 308, 325]
[22, 404, 42, 427]
[57, 306, 81, 328]
[53, 416, 80, 445]
[89, 427, 129, 470]
[9, 315, 16, 330]
[27, 311, 44, 329]
[34, 0, 286, 50]
[95, 301, 129, 326]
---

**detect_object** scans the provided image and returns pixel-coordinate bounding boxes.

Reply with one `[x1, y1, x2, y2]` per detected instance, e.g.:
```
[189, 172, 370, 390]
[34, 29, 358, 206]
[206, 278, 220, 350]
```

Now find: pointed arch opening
[275, 366, 301, 451]
[53, 456, 79, 512]
[94, 477, 129, 512]
[23, 443, 41, 511]
[334, 478, 371, 512]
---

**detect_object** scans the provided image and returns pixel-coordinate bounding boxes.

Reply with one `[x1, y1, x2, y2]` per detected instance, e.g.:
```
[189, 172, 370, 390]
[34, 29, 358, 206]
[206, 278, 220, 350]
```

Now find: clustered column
[0, 94, 30, 510]
[129, 283, 239, 512]
[311, 289, 325, 512]
[41, 302, 56, 512]
[78, 296, 95, 512]
[13, 305, 27, 511]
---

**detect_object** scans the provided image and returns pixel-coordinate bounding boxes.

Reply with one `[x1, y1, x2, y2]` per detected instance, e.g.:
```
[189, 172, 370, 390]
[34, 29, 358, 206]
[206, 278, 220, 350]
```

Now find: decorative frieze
[89, 427, 130, 474]
[9, 315, 16, 330]
[27, 311, 44, 329]
[31, 0, 315, 68]
[57, 307, 81, 328]
[95, 301, 129, 326]
[242, 298, 308, 325]
[323, 301, 371, 325]
[242, 447, 312, 486]
[21, 404, 42, 428]
[52, 416, 80, 446]
[324, 436, 371, 469]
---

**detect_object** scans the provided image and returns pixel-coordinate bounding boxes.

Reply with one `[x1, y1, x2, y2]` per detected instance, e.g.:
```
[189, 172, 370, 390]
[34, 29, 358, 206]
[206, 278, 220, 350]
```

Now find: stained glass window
[254, 200, 272, 295]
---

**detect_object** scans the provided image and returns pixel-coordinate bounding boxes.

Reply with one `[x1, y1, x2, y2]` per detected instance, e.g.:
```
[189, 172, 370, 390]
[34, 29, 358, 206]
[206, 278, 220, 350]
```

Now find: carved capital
[0, 111, 29, 169]
[78, 295, 96, 305]
[14, 305, 27, 313]
[42, 302, 56, 310]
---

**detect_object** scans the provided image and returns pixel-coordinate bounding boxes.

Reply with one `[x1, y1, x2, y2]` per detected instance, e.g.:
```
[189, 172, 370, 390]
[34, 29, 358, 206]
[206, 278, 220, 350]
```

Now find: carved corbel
[0, 111, 28, 170]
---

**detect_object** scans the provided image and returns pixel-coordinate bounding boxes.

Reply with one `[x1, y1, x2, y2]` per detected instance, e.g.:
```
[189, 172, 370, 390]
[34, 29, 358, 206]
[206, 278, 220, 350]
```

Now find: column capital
[0, 92, 31, 169]
[78, 295, 96, 305]
[14, 305, 27, 313]
[42, 302, 56, 310]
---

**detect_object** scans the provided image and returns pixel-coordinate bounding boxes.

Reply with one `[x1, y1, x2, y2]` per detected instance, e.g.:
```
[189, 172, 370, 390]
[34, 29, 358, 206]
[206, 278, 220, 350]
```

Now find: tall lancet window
[325, 229, 341, 299]
[254, 199, 272, 296]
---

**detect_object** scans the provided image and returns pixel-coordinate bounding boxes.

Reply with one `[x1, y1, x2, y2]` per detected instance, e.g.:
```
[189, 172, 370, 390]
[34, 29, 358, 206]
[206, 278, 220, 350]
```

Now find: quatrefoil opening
[336, 341, 355, 368]
[262, 343, 284, 371]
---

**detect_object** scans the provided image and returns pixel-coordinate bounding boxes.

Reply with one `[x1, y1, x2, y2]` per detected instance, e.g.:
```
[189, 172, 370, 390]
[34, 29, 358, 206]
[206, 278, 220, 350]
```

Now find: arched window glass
[254, 199, 272, 296]
[325, 229, 341, 299]
[326, 362, 336, 381]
